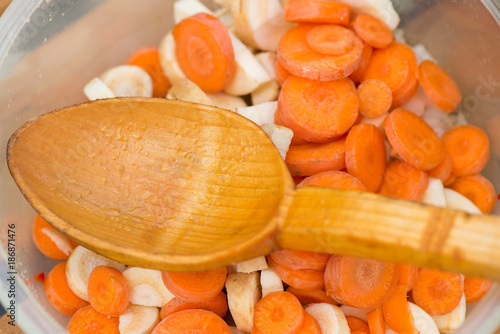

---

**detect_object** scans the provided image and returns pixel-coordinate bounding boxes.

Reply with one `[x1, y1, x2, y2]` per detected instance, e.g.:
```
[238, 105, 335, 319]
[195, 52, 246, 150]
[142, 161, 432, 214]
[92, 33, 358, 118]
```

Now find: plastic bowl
[0, 0, 499, 333]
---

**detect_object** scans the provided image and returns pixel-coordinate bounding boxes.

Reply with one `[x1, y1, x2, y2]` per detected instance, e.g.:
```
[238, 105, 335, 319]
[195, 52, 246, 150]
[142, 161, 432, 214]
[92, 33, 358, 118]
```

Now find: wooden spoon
[7, 98, 500, 279]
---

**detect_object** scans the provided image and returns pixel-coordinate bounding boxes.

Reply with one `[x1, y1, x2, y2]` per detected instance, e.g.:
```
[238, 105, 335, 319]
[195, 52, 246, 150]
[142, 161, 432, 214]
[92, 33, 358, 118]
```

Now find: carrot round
[351, 14, 394, 49]
[172, 13, 234, 93]
[162, 267, 226, 303]
[126, 46, 171, 97]
[32, 214, 76, 260]
[273, 249, 331, 271]
[268, 253, 325, 290]
[366, 307, 385, 334]
[286, 287, 336, 305]
[398, 264, 418, 292]
[449, 174, 496, 214]
[87, 266, 129, 317]
[285, 138, 346, 176]
[346, 316, 370, 333]
[442, 125, 490, 176]
[411, 268, 464, 315]
[418, 60, 462, 113]
[68, 305, 119, 334]
[349, 43, 373, 84]
[357, 79, 393, 118]
[298, 312, 322, 334]
[278, 25, 364, 81]
[44, 262, 88, 316]
[152, 309, 231, 334]
[253, 291, 305, 334]
[382, 285, 417, 334]
[297, 170, 367, 192]
[443, 172, 458, 187]
[276, 61, 291, 86]
[363, 42, 418, 108]
[345, 124, 387, 192]
[160, 291, 227, 319]
[428, 152, 453, 183]
[284, 0, 351, 25]
[378, 159, 429, 201]
[306, 25, 357, 55]
[278, 75, 359, 142]
[384, 108, 446, 171]
[464, 276, 493, 303]
[325, 255, 399, 308]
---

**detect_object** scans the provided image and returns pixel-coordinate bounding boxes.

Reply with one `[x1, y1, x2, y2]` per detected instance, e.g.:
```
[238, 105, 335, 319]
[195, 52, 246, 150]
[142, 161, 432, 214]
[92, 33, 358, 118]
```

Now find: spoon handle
[278, 186, 500, 280]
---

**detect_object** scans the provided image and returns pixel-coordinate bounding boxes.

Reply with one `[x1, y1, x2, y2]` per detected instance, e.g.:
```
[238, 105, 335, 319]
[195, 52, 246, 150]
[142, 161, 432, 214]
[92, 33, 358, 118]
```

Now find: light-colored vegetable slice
[83, 77, 115, 101]
[387, 303, 440, 334]
[261, 123, 294, 160]
[422, 177, 447, 208]
[167, 79, 216, 106]
[444, 188, 482, 215]
[123, 267, 175, 307]
[336, 0, 400, 30]
[226, 272, 262, 333]
[340, 305, 374, 323]
[100, 65, 153, 97]
[431, 294, 466, 333]
[236, 256, 268, 273]
[173, 0, 212, 23]
[119, 305, 160, 334]
[206, 92, 247, 111]
[158, 32, 187, 86]
[260, 268, 284, 297]
[236, 101, 277, 125]
[306, 303, 350, 334]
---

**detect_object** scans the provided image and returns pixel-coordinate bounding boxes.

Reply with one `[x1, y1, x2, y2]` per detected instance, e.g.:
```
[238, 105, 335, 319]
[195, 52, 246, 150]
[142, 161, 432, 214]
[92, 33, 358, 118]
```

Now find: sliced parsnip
[167, 79, 216, 106]
[387, 303, 440, 334]
[336, 0, 400, 30]
[251, 80, 280, 105]
[173, 0, 212, 23]
[119, 305, 160, 334]
[260, 268, 284, 297]
[339, 305, 374, 323]
[207, 92, 247, 111]
[306, 303, 350, 334]
[254, 52, 278, 79]
[236, 101, 277, 125]
[83, 77, 115, 101]
[226, 272, 262, 333]
[421, 177, 447, 208]
[261, 123, 293, 160]
[444, 188, 482, 215]
[400, 87, 427, 117]
[100, 65, 153, 97]
[123, 267, 175, 307]
[158, 32, 187, 87]
[431, 294, 466, 333]
[236, 256, 268, 273]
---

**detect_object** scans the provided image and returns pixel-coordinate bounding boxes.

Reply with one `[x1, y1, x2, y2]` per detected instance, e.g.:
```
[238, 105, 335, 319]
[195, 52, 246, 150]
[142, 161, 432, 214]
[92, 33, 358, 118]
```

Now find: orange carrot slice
[378, 159, 429, 201]
[449, 174, 496, 214]
[298, 312, 322, 334]
[285, 138, 346, 176]
[411, 268, 464, 315]
[297, 170, 367, 192]
[382, 285, 417, 334]
[87, 266, 129, 317]
[418, 60, 462, 113]
[464, 276, 493, 303]
[398, 264, 418, 292]
[443, 172, 458, 187]
[346, 316, 370, 333]
[357, 79, 393, 118]
[172, 13, 234, 93]
[274, 249, 331, 271]
[278, 75, 359, 142]
[44, 262, 88, 316]
[68, 305, 119, 334]
[126, 46, 171, 97]
[428, 152, 453, 183]
[32, 214, 77, 260]
[366, 307, 385, 334]
[162, 267, 227, 303]
[384, 108, 446, 171]
[152, 309, 231, 334]
[349, 43, 373, 84]
[325, 255, 399, 308]
[268, 254, 325, 291]
[284, 0, 351, 25]
[352, 13, 394, 49]
[306, 25, 357, 55]
[253, 291, 305, 334]
[345, 124, 387, 192]
[278, 25, 364, 81]
[276, 61, 291, 86]
[160, 291, 227, 319]
[442, 125, 490, 176]
[286, 287, 337, 305]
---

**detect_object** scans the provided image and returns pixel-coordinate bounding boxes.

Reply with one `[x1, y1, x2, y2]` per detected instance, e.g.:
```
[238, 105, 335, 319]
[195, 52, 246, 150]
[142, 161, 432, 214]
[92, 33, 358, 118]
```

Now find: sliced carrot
[44, 262, 88, 316]
[285, 138, 346, 176]
[357, 79, 393, 118]
[68, 305, 119, 334]
[398, 264, 418, 292]
[172, 13, 234, 93]
[428, 152, 453, 183]
[382, 285, 417, 334]
[443, 172, 458, 187]
[378, 159, 429, 201]
[345, 124, 387, 192]
[352, 13, 394, 49]
[276, 61, 291, 87]
[442, 125, 490, 176]
[278, 25, 364, 81]
[152, 309, 231, 334]
[363, 42, 418, 108]
[349, 43, 373, 84]
[384, 108, 446, 171]
[306, 25, 357, 55]
[325, 255, 399, 309]
[298, 312, 322, 334]
[411, 268, 464, 315]
[286, 287, 337, 305]
[293, 176, 307, 185]
[162, 267, 227, 303]
[87, 265, 128, 317]
[253, 291, 305, 334]
[284, 0, 351, 25]
[126, 46, 171, 97]
[346, 316, 370, 333]
[268, 254, 325, 291]
[273, 249, 331, 271]
[297, 170, 367, 192]
[449, 174, 496, 214]
[32, 214, 77, 260]
[160, 291, 227, 319]
[464, 276, 493, 303]
[418, 60, 462, 113]
[366, 307, 385, 334]
[278, 75, 359, 142]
